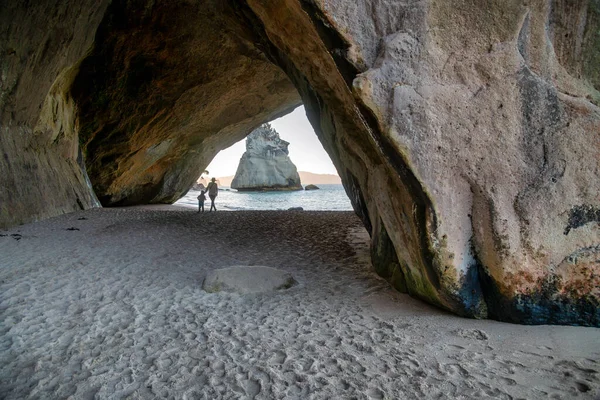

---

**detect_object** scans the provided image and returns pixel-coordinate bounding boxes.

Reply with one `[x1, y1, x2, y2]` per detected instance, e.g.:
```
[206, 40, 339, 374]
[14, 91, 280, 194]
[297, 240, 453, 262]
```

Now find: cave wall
[0, 0, 109, 228]
[1, 0, 598, 325]
[327, 0, 600, 324]
[234, 0, 487, 318]
[0, 0, 300, 225]
[72, 1, 301, 206]
[233, 0, 599, 325]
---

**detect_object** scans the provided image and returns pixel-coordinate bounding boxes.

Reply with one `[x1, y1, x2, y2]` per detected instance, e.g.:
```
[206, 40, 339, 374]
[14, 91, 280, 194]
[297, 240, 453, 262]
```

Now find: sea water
[174, 184, 353, 211]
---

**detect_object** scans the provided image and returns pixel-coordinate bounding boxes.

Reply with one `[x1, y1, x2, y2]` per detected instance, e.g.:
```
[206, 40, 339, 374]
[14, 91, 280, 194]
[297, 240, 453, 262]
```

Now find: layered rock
[253, 0, 599, 325]
[231, 124, 302, 191]
[1, 0, 598, 325]
[0, 0, 108, 228]
[71, 1, 301, 206]
[0, 0, 300, 220]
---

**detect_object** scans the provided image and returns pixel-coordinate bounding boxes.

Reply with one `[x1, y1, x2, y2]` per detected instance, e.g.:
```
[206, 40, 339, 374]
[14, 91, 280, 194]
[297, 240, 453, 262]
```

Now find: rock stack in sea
[231, 124, 302, 191]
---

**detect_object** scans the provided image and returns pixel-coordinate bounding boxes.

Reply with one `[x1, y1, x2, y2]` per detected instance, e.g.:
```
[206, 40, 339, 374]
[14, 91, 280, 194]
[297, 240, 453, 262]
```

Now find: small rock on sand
[203, 265, 297, 294]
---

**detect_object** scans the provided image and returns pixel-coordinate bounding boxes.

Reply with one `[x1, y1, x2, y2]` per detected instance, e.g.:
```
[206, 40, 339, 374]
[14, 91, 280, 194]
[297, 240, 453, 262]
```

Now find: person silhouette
[206, 177, 218, 211]
[197, 190, 206, 212]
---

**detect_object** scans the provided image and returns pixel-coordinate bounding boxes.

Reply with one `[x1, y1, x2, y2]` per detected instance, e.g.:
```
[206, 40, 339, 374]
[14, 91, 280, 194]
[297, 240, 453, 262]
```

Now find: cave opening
[173, 106, 353, 211]
[10, 0, 501, 326]
[0, 0, 597, 335]
[2, 0, 595, 329]
[61, 0, 449, 320]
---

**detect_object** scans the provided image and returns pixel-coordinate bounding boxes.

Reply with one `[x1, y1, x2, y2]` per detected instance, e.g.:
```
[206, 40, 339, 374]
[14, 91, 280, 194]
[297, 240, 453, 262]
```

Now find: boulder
[231, 124, 303, 191]
[288, 207, 303, 211]
[202, 266, 297, 294]
[304, 185, 319, 191]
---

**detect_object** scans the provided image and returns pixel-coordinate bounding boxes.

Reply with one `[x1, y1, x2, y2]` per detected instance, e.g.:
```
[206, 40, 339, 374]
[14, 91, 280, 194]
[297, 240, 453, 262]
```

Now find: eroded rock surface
[72, 1, 301, 206]
[1, 0, 599, 325]
[231, 124, 302, 191]
[235, 0, 600, 325]
[342, 0, 600, 324]
[0, 0, 109, 228]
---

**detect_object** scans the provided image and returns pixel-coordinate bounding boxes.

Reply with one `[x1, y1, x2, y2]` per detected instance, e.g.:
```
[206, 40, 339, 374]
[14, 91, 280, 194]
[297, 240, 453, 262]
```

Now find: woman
[206, 177, 218, 211]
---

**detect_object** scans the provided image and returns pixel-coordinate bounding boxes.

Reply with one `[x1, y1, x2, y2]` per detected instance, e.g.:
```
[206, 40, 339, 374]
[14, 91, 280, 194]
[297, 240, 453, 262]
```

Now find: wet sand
[1, 208, 599, 399]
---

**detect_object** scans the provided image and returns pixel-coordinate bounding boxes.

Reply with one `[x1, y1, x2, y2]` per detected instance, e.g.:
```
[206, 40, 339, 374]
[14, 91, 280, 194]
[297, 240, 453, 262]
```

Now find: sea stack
[231, 124, 302, 191]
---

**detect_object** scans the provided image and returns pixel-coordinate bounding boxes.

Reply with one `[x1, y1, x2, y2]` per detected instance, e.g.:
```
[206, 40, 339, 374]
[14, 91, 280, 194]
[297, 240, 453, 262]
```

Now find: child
[197, 190, 207, 212]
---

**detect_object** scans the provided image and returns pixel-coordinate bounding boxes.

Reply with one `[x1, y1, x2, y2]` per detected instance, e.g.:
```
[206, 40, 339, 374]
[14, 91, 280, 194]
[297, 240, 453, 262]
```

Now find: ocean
[174, 184, 353, 211]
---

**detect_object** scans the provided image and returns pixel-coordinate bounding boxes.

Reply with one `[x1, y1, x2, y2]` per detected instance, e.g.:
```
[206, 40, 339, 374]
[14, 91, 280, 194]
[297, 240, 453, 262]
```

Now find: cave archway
[172, 107, 354, 211]
[2, 0, 598, 326]
[67, 0, 453, 319]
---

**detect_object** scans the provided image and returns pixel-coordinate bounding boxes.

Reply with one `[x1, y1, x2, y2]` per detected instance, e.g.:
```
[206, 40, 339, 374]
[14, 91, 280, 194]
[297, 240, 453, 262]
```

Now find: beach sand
[1, 207, 598, 399]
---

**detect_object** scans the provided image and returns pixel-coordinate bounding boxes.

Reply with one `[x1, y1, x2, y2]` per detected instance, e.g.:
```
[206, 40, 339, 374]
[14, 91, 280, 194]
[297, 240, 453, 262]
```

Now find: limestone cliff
[231, 124, 302, 191]
[1, 0, 598, 325]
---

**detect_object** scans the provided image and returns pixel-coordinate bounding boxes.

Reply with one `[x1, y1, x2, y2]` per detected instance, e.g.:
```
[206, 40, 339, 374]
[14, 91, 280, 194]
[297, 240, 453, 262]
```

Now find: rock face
[304, 185, 319, 191]
[0, 0, 108, 228]
[231, 124, 302, 191]
[1, 0, 599, 325]
[308, 0, 600, 325]
[0, 0, 300, 217]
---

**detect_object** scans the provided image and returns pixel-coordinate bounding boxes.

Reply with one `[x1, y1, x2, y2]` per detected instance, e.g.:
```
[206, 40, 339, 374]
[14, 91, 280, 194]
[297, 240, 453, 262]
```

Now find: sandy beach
[1, 207, 599, 399]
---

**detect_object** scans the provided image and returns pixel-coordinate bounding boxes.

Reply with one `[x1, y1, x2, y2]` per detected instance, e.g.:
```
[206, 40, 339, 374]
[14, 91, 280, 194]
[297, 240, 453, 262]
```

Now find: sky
[205, 106, 339, 177]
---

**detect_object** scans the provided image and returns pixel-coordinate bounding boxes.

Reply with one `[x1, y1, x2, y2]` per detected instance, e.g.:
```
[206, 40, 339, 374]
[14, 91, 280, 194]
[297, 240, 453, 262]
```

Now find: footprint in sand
[366, 387, 385, 399]
[243, 379, 261, 398]
[443, 363, 470, 378]
[454, 328, 489, 341]
[286, 384, 303, 396]
[334, 378, 350, 390]
[499, 377, 517, 386]
[575, 381, 591, 393]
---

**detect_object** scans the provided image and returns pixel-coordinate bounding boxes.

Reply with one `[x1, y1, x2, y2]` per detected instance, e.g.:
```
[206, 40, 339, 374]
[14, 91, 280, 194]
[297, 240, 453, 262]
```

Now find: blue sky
[205, 106, 338, 177]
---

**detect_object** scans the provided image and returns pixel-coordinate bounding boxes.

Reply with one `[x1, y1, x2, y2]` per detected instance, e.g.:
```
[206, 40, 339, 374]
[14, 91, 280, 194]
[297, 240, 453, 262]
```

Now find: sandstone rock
[304, 185, 319, 191]
[0, 0, 108, 229]
[73, 3, 301, 207]
[1, 0, 598, 325]
[0, 0, 300, 222]
[236, 0, 600, 325]
[231, 124, 302, 191]
[334, 0, 599, 325]
[203, 266, 296, 294]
